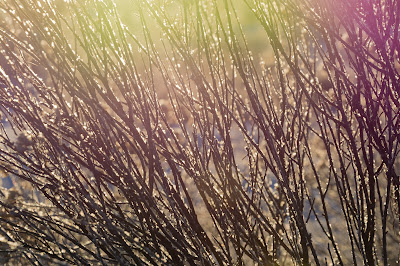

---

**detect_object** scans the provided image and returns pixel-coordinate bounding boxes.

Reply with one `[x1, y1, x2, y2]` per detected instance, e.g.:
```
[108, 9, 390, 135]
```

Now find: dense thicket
[0, 0, 399, 264]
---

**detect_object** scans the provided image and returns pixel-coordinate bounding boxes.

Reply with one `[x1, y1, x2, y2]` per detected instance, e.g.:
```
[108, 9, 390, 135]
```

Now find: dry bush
[0, 0, 399, 265]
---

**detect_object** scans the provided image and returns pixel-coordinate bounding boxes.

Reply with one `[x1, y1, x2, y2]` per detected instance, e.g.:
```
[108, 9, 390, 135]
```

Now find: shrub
[0, 0, 399, 264]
